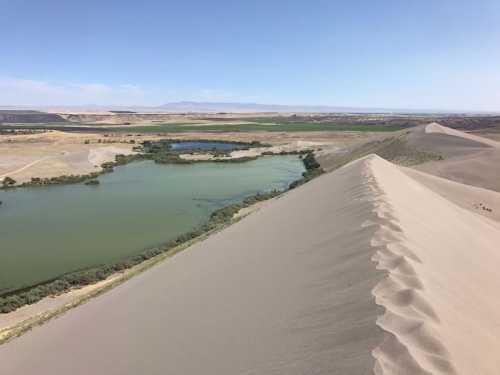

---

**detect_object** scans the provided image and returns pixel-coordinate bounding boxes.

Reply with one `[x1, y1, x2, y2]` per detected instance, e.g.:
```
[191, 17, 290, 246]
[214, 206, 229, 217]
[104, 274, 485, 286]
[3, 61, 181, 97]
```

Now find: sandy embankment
[0, 131, 135, 183]
[1, 154, 500, 374]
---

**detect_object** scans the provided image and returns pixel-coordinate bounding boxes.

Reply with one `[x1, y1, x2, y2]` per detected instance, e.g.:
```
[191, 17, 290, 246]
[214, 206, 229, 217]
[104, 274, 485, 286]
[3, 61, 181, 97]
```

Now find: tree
[2, 176, 16, 187]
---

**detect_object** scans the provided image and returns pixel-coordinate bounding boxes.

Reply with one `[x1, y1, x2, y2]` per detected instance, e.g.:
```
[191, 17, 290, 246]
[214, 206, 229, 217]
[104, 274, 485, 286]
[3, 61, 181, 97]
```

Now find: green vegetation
[21, 173, 102, 187]
[139, 139, 264, 165]
[103, 122, 406, 134]
[141, 139, 265, 152]
[1, 176, 16, 188]
[289, 152, 324, 189]
[212, 156, 259, 163]
[149, 153, 193, 164]
[12, 154, 145, 189]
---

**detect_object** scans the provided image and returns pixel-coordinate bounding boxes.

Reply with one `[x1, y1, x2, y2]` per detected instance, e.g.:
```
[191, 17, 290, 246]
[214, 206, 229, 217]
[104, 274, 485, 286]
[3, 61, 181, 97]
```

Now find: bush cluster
[84, 179, 100, 186]
[21, 173, 101, 187]
[16, 154, 142, 188]
[261, 150, 309, 156]
[1, 176, 16, 188]
[150, 152, 193, 164]
[212, 156, 258, 163]
[289, 152, 324, 189]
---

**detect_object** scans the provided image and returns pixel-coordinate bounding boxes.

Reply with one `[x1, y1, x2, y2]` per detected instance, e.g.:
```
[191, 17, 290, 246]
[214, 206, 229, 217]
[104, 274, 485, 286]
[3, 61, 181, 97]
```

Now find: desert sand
[0, 131, 135, 183]
[1, 147, 500, 374]
[425, 122, 500, 148]
[416, 123, 500, 192]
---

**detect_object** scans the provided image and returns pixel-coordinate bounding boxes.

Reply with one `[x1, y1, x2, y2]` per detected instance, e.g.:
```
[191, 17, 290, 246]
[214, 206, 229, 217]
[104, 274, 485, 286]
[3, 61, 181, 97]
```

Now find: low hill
[0, 110, 66, 124]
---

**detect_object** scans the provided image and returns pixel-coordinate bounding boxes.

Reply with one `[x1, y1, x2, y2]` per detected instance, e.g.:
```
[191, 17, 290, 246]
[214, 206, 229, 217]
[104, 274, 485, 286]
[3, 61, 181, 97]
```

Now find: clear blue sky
[1, 0, 499, 111]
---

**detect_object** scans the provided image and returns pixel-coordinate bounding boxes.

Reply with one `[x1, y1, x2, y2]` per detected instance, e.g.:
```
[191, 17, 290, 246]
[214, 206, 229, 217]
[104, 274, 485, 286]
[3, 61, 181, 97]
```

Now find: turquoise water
[0, 156, 304, 293]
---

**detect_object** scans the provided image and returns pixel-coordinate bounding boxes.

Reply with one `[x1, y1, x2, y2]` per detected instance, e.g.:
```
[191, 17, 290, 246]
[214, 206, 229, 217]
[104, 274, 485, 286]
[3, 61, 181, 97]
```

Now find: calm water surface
[0, 156, 304, 293]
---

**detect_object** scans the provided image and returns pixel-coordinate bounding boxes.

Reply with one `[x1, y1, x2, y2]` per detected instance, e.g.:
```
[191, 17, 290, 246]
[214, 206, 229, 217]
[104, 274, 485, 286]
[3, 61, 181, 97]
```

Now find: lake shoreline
[0, 143, 324, 347]
[1, 138, 321, 190]
[1, 138, 265, 189]
[0, 153, 321, 310]
[0, 189, 284, 346]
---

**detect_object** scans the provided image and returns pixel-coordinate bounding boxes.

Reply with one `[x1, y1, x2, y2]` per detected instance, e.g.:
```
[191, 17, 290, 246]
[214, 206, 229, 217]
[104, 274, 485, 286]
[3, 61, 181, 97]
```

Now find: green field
[109, 122, 406, 133]
[0, 120, 407, 134]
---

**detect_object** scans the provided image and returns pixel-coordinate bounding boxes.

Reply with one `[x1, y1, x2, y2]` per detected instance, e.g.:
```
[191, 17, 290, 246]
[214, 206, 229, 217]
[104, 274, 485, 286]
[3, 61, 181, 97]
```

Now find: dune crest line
[1, 152, 500, 374]
[362, 157, 454, 374]
[362, 155, 500, 375]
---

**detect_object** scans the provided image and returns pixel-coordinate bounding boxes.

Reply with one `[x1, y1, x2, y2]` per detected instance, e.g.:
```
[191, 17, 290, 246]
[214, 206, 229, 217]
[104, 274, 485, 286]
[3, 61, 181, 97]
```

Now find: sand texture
[1, 151, 500, 374]
[416, 123, 500, 192]
[425, 122, 500, 148]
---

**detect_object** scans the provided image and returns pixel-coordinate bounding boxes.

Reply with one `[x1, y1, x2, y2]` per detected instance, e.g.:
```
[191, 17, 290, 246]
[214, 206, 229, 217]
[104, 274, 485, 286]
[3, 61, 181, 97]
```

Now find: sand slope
[1, 155, 500, 374]
[368, 156, 500, 374]
[425, 122, 500, 148]
[415, 124, 500, 192]
[317, 123, 500, 193]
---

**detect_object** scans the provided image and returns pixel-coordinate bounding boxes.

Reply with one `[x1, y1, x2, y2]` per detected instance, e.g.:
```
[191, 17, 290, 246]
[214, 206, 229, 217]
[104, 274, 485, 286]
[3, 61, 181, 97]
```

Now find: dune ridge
[425, 122, 500, 148]
[365, 155, 500, 375]
[363, 157, 455, 374]
[1, 154, 500, 374]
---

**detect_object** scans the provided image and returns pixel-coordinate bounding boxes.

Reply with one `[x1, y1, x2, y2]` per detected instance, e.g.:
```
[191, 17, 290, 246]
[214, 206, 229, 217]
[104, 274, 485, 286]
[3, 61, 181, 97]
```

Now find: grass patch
[0, 121, 406, 134]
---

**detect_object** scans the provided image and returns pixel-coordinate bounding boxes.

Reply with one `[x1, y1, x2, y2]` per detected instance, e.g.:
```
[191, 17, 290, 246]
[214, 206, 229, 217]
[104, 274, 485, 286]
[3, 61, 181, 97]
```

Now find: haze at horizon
[1, 0, 499, 112]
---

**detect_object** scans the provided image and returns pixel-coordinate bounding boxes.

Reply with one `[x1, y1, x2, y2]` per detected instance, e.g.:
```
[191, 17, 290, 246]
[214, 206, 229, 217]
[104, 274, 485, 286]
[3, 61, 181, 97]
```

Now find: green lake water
[0, 156, 304, 294]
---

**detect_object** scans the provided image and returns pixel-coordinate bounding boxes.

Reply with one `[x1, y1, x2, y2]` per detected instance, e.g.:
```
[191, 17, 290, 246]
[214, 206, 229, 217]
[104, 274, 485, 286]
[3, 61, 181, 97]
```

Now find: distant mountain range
[156, 101, 385, 113]
[0, 102, 490, 115]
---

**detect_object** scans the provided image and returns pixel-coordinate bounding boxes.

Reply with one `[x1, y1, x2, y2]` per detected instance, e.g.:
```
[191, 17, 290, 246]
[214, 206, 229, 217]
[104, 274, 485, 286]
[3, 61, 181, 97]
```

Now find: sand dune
[409, 123, 500, 192]
[425, 122, 500, 148]
[1, 154, 500, 374]
[317, 123, 500, 193]
[403, 167, 500, 222]
[368, 156, 500, 374]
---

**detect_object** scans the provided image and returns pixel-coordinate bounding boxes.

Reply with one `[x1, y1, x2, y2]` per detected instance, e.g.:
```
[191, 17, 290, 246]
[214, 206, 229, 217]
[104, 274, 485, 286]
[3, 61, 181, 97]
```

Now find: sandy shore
[179, 140, 332, 161]
[0, 131, 135, 183]
[1, 152, 500, 374]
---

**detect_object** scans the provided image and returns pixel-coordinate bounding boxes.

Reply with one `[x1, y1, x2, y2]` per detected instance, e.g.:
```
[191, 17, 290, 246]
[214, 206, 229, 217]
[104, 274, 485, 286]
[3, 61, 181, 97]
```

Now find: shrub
[289, 152, 323, 189]
[84, 179, 100, 186]
[2, 176, 16, 187]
